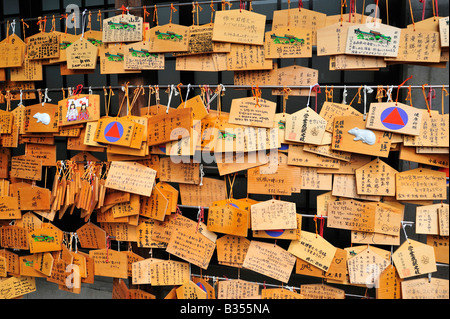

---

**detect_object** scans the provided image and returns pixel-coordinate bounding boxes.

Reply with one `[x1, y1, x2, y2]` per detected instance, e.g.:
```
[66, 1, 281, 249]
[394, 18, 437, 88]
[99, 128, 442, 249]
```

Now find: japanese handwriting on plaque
[25, 32, 60, 60]
[242, 240, 296, 283]
[392, 239, 437, 279]
[396, 168, 447, 201]
[66, 38, 98, 70]
[345, 24, 401, 57]
[105, 161, 157, 197]
[10, 155, 42, 181]
[347, 246, 390, 286]
[102, 14, 143, 43]
[300, 283, 345, 299]
[355, 158, 398, 196]
[401, 277, 449, 299]
[288, 230, 337, 272]
[216, 234, 250, 267]
[285, 107, 327, 145]
[439, 17, 449, 47]
[327, 200, 376, 232]
[229, 97, 277, 128]
[212, 9, 266, 45]
[250, 199, 297, 231]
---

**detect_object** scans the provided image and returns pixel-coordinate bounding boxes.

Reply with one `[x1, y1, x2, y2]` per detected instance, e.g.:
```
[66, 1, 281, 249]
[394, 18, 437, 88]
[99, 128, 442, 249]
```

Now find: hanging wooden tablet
[285, 107, 327, 145]
[332, 115, 392, 157]
[48, 33, 79, 63]
[438, 204, 449, 236]
[217, 279, 260, 299]
[176, 280, 208, 299]
[264, 26, 312, 59]
[327, 199, 376, 232]
[375, 264, 402, 299]
[66, 37, 98, 69]
[207, 204, 248, 237]
[319, 101, 362, 133]
[385, 28, 441, 63]
[166, 223, 216, 270]
[0, 34, 26, 68]
[173, 23, 216, 56]
[124, 41, 164, 70]
[226, 44, 273, 70]
[147, 107, 193, 146]
[272, 8, 327, 46]
[399, 145, 449, 168]
[345, 23, 401, 57]
[32, 252, 54, 277]
[10, 155, 42, 181]
[250, 199, 297, 231]
[84, 30, 106, 50]
[396, 168, 447, 201]
[427, 235, 449, 264]
[148, 23, 190, 53]
[288, 230, 337, 272]
[0, 110, 13, 134]
[401, 277, 449, 299]
[23, 103, 59, 133]
[347, 246, 390, 286]
[332, 174, 381, 201]
[89, 249, 128, 279]
[25, 143, 57, 167]
[10, 56, 43, 82]
[439, 17, 449, 47]
[325, 12, 382, 26]
[229, 97, 276, 128]
[28, 227, 62, 253]
[247, 164, 294, 196]
[212, 9, 266, 45]
[102, 14, 143, 43]
[403, 112, 449, 147]
[0, 225, 28, 249]
[99, 45, 140, 75]
[76, 222, 107, 249]
[416, 203, 442, 235]
[25, 31, 60, 60]
[243, 240, 296, 283]
[0, 81, 36, 102]
[58, 94, 100, 127]
[316, 22, 352, 56]
[216, 234, 250, 267]
[392, 239, 437, 279]
[355, 158, 398, 196]
[105, 161, 156, 197]
[372, 202, 403, 237]
[366, 102, 423, 135]
[300, 167, 333, 190]
[0, 276, 36, 299]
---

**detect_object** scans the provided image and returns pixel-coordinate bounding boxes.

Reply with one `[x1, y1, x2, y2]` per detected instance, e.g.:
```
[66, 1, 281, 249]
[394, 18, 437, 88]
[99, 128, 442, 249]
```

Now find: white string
[306, 83, 319, 108]
[363, 85, 373, 120]
[11, 19, 16, 35]
[167, 84, 178, 113]
[342, 85, 348, 104]
[199, 164, 205, 186]
[18, 89, 24, 107]
[42, 88, 51, 106]
[386, 85, 394, 102]
[81, 9, 88, 39]
[89, 86, 93, 95]
[402, 221, 412, 244]
[184, 83, 192, 108]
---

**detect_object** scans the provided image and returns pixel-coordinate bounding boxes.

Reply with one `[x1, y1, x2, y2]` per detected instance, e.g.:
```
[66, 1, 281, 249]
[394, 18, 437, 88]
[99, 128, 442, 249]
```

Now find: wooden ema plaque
[396, 168, 447, 201]
[0, 34, 26, 68]
[66, 37, 98, 69]
[148, 24, 191, 53]
[242, 240, 296, 283]
[147, 107, 193, 146]
[24, 103, 59, 133]
[285, 107, 327, 145]
[58, 94, 100, 127]
[355, 158, 398, 196]
[331, 115, 392, 157]
[345, 23, 401, 57]
[288, 230, 337, 272]
[25, 31, 60, 60]
[124, 41, 164, 70]
[365, 102, 423, 136]
[102, 14, 143, 43]
[392, 239, 437, 279]
[264, 26, 312, 59]
[212, 9, 266, 45]
[272, 8, 327, 46]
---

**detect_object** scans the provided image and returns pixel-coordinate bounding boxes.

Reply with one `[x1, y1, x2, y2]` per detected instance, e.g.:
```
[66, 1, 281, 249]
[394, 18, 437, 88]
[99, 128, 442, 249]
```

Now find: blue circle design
[380, 107, 409, 130]
[264, 230, 285, 237]
[104, 121, 124, 143]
